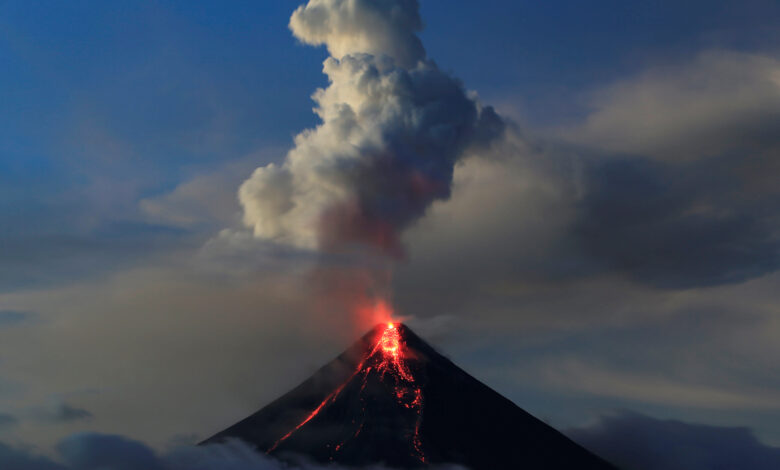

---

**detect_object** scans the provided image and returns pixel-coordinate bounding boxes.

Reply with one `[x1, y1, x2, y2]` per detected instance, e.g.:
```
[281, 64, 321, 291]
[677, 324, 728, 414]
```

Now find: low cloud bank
[567, 411, 780, 470]
[0, 434, 467, 470]
[5, 413, 780, 470]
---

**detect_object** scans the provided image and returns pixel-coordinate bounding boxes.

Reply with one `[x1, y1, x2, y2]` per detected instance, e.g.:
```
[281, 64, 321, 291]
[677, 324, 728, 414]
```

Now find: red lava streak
[268, 322, 426, 463]
[378, 323, 414, 382]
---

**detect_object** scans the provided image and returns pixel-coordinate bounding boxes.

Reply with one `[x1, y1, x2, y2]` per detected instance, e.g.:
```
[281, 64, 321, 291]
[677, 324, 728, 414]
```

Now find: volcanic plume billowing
[239, 0, 503, 258]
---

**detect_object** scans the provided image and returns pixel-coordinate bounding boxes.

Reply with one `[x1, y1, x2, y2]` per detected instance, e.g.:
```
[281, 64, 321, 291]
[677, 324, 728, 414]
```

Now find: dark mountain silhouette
[202, 323, 617, 469]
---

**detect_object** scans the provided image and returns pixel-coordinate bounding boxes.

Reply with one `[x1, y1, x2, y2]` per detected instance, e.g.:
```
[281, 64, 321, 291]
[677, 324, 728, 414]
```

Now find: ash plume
[239, 0, 503, 258]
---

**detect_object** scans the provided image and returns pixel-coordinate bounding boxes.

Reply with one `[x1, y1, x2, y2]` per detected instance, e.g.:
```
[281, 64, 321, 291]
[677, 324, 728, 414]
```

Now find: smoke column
[238, 0, 503, 323]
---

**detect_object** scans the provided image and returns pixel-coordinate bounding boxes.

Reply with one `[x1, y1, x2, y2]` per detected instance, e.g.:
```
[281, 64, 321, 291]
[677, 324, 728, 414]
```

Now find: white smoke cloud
[289, 0, 425, 68]
[239, 0, 503, 257]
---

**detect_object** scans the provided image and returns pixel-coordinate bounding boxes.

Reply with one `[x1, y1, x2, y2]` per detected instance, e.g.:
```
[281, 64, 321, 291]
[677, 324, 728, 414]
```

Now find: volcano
[201, 323, 616, 469]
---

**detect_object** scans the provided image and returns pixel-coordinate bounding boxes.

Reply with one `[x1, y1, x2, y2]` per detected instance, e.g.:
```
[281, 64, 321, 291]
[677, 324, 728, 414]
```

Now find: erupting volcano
[201, 323, 616, 469]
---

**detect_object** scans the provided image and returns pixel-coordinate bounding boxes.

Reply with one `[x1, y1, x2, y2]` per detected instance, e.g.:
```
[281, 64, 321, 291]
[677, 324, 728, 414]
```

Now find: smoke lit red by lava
[357, 298, 395, 326]
[267, 322, 426, 463]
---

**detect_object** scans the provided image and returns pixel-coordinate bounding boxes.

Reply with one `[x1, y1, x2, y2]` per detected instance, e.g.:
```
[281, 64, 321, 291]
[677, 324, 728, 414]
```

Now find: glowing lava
[377, 322, 414, 383]
[267, 322, 426, 463]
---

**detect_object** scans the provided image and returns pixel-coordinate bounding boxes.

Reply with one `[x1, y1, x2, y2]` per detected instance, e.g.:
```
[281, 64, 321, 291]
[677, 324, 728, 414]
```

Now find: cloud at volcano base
[566, 412, 780, 470]
[0, 434, 468, 470]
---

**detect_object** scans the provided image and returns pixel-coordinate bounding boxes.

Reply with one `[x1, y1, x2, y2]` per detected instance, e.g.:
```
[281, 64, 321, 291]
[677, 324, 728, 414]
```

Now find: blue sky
[1, 1, 779, 467]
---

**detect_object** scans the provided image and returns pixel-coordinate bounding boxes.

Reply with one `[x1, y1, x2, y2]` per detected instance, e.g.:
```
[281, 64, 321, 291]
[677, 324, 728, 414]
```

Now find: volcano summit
[202, 324, 615, 469]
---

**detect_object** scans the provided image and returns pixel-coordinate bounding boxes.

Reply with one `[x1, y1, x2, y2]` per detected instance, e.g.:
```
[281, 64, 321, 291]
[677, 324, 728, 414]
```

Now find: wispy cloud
[0, 310, 32, 327]
[0, 413, 18, 429]
[541, 358, 780, 410]
[32, 403, 93, 424]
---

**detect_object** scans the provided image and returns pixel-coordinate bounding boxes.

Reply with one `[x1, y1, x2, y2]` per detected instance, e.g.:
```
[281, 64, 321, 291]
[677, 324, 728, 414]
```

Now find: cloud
[140, 176, 240, 230]
[33, 403, 92, 424]
[574, 154, 780, 288]
[57, 433, 163, 470]
[139, 158, 267, 231]
[239, 0, 503, 258]
[0, 413, 18, 429]
[0, 441, 65, 470]
[7, 415, 779, 470]
[0, 311, 32, 327]
[498, 49, 777, 288]
[289, 0, 425, 68]
[566, 411, 780, 470]
[540, 358, 780, 410]
[399, 49, 780, 292]
[565, 50, 780, 162]
[0, 258, 345, 450]
[0, 227, 188, 293]
[1, 434, 468, 470]
[0, 377, 25, 401]
[51, 405, 92, 423]
[567, 50, 780, 288]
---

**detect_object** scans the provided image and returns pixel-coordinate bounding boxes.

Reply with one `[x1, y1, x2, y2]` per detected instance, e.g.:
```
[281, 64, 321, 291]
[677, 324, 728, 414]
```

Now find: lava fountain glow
[356, 298, 395, 328]
[382, 323, 400, 355]
[267, 320, 426, 463]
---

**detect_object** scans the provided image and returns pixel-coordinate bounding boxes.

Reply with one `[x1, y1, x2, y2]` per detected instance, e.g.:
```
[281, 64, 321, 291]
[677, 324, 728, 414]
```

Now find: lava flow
[268, 322, 426, 463]
[378, 322, 414, 382]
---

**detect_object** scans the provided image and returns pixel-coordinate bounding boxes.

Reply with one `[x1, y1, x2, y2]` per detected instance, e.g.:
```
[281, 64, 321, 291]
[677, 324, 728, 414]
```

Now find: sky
[1, 0, 779, 468]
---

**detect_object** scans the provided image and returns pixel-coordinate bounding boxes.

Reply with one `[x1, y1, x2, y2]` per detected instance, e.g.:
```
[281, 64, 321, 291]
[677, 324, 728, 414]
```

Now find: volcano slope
[201, 323, 617, 470]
